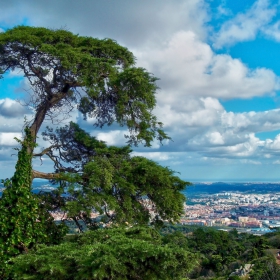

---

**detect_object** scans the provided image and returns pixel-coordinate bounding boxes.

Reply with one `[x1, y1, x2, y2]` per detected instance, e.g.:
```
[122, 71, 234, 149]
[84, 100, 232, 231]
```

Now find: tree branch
[32, 169, 61, 180]
[33, 145, 59, 157]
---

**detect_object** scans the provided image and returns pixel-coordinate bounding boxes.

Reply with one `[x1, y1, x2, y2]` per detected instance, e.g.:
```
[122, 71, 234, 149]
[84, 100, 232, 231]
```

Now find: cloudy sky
[1, 0, 280, 182]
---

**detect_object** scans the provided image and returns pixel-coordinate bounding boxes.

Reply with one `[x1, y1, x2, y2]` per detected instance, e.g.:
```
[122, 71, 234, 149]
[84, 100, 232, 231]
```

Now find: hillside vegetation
[3, 225, 280, 279]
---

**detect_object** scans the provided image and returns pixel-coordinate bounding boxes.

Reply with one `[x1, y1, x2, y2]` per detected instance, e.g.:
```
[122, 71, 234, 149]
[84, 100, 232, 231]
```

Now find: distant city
[2, 181, 280, 234]
[182, 182, 280, 234]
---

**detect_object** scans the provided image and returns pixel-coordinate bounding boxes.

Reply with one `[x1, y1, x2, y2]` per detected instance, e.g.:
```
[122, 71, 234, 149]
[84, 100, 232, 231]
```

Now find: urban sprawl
[182, 192, 280, 234]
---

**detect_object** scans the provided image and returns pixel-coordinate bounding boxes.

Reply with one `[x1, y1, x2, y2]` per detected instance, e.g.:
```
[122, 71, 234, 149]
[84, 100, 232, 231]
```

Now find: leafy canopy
[0, 26, 168, 146]
[0, 26, 185, 277]
[42, 122, 189, 229]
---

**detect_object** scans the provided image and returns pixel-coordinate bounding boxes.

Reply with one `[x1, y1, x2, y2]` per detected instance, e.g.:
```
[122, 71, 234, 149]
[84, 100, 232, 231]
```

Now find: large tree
[0, 26, 188, 262]
[40, 122, 188, 230]
[0, 26, 168, 180]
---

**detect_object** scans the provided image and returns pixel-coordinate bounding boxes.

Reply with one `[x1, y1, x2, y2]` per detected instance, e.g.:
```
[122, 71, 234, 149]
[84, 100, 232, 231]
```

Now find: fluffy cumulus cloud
[264, 134, 280, 154]
[163, 105, 280, 159]
[0, 98, 33, 135]
[0, 132, 22, 146]
[221, 110, 280, 133]
[213, 0, 276, 48]
[132, 28, 280, 162]
[0, 0, 209, 48]
[138, 31, 278, 103]
[95, 130, 127, 146]
[212, 0, 280, 47]
[0, 98, 30, 118]
[2, 0, 280, 180]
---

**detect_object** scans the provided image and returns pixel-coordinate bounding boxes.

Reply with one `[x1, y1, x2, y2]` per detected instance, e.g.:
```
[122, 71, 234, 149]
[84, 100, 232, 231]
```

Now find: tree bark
[29, 91, 69, 141]
[32, 170, 60, 180]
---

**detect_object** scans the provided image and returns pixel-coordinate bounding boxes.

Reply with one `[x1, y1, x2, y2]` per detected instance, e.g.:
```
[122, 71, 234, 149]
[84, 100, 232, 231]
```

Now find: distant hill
[2, 181, 280, 198]
[183, 182, 280, 197]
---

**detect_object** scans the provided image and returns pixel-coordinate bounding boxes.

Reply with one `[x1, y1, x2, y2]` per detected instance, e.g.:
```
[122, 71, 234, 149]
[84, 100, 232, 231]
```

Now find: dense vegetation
[7, 226, 197, 280]
[0, 26, 171, 259]
[0, 26, 190, 279]
[1, 26, 280, 279]
[2, 225, 280, 279]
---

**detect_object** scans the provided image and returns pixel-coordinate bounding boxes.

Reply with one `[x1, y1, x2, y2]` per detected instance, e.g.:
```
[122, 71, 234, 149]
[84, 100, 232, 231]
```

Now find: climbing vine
[0, 127, 67, 275]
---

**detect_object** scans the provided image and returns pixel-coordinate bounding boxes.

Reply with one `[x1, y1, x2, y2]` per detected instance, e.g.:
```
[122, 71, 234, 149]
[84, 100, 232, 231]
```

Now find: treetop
[0, 26, 168, 146]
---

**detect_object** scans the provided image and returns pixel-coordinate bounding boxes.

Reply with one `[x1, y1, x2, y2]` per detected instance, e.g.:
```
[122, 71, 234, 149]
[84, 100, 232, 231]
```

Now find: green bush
[9, 227, 198, 280]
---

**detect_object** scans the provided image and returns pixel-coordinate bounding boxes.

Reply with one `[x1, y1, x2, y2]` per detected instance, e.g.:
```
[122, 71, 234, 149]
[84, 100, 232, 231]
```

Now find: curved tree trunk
[25, 90, 71, 180]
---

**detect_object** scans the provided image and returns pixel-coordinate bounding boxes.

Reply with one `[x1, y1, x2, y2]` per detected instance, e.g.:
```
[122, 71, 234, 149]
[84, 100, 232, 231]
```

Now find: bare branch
[33, 145, 59, 157]
[32, 169, 60, 180]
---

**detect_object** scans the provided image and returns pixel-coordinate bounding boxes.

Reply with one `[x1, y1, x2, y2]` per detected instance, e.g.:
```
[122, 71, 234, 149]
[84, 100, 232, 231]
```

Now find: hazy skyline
[1, 0, 280, 182]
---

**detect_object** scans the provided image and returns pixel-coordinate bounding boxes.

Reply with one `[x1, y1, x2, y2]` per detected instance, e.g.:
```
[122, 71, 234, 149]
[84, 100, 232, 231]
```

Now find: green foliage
[0, 129, 67, 277]
[0, 26, 187, 279]
[250, 256, 280, 280]
[267, 232, 280, 248]
[0, 26, 168, 146]
[0, 129, 38, 261]
[161, 224, 201, 235]
[162, 230, 190, 249]
[4, 212, 279, 280]
[9, 226, 197, 280]
[42, 123, 189, 228]
[228, 276, 241, 280]
[179, 227, 270, 278]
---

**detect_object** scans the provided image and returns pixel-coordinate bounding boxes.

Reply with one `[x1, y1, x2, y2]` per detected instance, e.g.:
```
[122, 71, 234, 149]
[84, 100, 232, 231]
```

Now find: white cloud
[216, 134, 261, 157]
[217, 2, 231, 17]
[131, 27, 280, 163]
[213, 0, 276, 49]
[0, 132, 22, 146]
[0, 98, 31, 118]
[0, 0, 209, 48]
[154, 100, 280, 161]
[221, 110, 280, 132]
[7, 69, 24, 78]
[139, 31, 278, 103]
[96, 130, 126, 146]
[0, 116, 25, 132]
[262, 20, 280, 41]
[132, 152, 172, 161]
[1, 0, 280, 181]
[264, 134, 280, 150]
[207, 131, 224, 145]
[206, 55, 278, 98]
[240, 159, 262, 165]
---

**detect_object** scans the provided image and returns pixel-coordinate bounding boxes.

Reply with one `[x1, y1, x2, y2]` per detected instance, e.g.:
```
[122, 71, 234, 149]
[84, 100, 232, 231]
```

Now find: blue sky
[1, 0, 280, 182]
